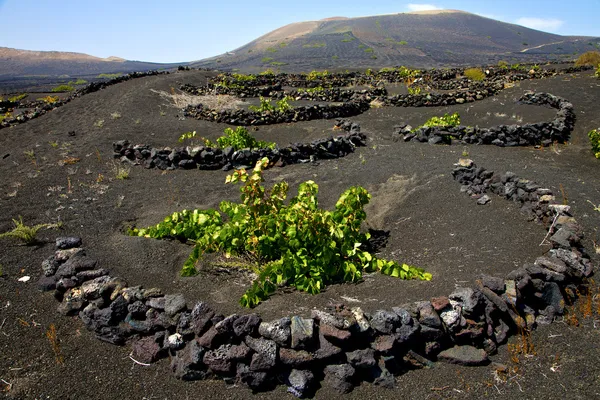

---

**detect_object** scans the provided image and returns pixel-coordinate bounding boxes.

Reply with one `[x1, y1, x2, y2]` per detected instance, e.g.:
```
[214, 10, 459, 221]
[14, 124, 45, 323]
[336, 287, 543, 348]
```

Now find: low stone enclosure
[181, 64, 592, 126]
[114, 90, 574, 174]
[395, 91, 575, 147]
[0, 70, 169, 130]
[35, 159, 595, 397]
[1, 63, 592, 131]
[113, 120, 365, 171]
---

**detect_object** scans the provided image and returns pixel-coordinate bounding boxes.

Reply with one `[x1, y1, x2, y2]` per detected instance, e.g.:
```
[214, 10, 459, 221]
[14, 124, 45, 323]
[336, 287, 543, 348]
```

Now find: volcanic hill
[191, 10, 599, 71]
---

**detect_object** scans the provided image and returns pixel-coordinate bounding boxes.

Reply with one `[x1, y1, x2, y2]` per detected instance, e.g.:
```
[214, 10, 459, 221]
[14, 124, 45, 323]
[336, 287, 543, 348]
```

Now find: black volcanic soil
[0, 69, 599, 399]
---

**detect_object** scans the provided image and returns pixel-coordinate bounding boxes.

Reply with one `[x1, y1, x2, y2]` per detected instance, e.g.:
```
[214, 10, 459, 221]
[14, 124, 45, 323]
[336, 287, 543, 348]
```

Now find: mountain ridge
[190, 10, 598, 72]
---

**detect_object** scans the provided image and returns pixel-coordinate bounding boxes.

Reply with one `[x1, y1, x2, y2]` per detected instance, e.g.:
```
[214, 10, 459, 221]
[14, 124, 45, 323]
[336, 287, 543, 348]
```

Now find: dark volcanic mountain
[0, 47, 183, 77]
[191, 10, 599, 72]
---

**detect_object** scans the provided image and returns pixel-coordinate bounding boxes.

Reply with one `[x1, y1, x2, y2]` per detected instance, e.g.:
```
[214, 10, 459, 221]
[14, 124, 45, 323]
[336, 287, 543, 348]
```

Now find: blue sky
[0, 0, 599, 63]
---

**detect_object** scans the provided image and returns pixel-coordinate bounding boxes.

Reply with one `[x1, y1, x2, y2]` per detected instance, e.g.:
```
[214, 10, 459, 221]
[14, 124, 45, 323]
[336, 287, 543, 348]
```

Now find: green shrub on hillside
[97, 73, 122, 79]
[302, 43, 326, 48]
[68, 79, 88, 85]
[464, 68, 485, 81]
[306, 70, 329, 80]
[575, 51, 600, 66]
[203, 126, 276, 151]
[8, 94, 27, 102]
[51, 84, 74, 92]
[414, 112, 461, 131]
[231, 73, 256, 83]
[130, 158, 431, 307]
[595, 65, 600, 78]
[589, 129, 600, 159]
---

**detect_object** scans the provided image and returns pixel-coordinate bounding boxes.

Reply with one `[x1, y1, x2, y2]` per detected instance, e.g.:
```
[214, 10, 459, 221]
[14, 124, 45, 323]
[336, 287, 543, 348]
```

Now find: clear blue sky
[1, 0, 599, 63]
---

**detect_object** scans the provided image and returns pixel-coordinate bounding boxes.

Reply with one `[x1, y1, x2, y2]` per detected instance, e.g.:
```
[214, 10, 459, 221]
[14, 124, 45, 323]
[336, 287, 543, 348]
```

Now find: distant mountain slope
[0, 47, 184, 77]
[190, 10, 599, 72]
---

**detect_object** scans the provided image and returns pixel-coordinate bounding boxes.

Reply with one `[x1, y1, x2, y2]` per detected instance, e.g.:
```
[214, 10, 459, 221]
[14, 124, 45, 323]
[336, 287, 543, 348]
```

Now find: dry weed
[151, 89, 247, 110]
[46, 324, 64, 364]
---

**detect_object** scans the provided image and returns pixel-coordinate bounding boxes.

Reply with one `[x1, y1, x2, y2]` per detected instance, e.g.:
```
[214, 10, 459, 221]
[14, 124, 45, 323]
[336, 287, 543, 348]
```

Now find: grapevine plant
[588, 128, 600, 159]
[130, 158, 431, 307]
[204, 126, 276, 151]
[413, 112, 461, 132]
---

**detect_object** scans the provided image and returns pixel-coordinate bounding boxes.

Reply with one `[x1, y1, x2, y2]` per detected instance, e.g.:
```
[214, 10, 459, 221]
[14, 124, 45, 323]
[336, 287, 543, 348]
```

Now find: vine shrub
[414, 112, 461, 131]
[203, 126, 275, 151]
[130, 158, 431, 307]
[463, 68, 485, 81]
[249, 96, 293, 113]
[588, 129, 600, 159]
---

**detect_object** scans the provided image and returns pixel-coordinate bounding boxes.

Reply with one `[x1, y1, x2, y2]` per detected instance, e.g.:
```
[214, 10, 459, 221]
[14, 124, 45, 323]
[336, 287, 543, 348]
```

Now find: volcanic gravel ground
[0, 69, 599, 399]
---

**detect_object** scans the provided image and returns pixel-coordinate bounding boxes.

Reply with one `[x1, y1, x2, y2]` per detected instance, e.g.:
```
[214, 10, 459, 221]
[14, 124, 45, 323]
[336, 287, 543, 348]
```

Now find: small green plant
[595, 65, 600, 78]
[259, 69, 275, 76]
[575, 51, 600, 66]
[398, 40, 408, 45]
[98, 73, 122, 79]
[464, 68, 485, 81]
[49, 140, 59, 148]
[249, 96, 275, 113]
[0, 216, 61, 245]
[113, 163, 131, 180]
[306, 70, 329, 81]
[266, 47, 278, 53]
[8, 93, 27, 102]
[110, 112, 122, 120]
[0, 112, 12, 123]
[94, 119, 105, 128]
[588, 128, 600, 159]
[39, 95, 59, 104]
[414, 112, 461, 131]
[364, 48, 374, 53]
[261, 57, 274, 63]
[297, 86, 325, 94]
[23, 149, 36, 164]
[276, 96, 293, 112]
[302, 43, 326, 48]
[249, 96, 293, 114]
[231, 73, 256, 83]
[407, 86, 421, 95]
[51, 84, 74, 92]
[270, 61, 287, 66]
[205, 126, 275, 151]
[131, 158, 431, 307]
[379, 66, 418, 78]
[68, 79, 87, 85]
[178, 131, 197, 144]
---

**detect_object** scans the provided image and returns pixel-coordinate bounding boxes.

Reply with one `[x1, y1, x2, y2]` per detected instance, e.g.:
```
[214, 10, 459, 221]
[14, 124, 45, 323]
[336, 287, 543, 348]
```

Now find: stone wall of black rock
[180, 83, 284, 99]
[183, 98, 371, 126]
[204, 63, 591, 92]
[0, 71, 169, 130]
[395, 92, 575, 147]
[34, 160, 594, 396]
[113, 121, 366, 171]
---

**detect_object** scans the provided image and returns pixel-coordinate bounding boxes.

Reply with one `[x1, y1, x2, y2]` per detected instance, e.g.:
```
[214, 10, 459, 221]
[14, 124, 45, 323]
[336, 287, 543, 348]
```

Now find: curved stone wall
[35, 160, 595, 396]
[113, 120, 366, 171]
[396, 92, 575, 147]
